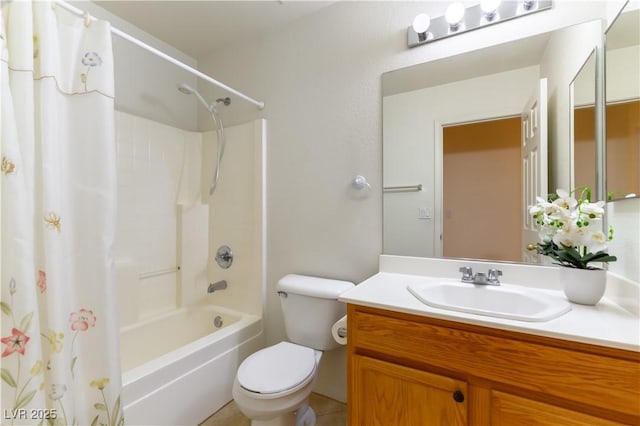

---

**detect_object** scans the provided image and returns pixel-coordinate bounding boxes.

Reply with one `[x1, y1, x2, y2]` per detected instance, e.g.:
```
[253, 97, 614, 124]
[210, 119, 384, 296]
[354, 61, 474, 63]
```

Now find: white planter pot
[560, 267, 607, 305]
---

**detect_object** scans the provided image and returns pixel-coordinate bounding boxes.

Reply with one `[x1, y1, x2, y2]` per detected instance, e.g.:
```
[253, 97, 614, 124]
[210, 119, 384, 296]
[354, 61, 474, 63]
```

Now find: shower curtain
[1, 2, 122, 425]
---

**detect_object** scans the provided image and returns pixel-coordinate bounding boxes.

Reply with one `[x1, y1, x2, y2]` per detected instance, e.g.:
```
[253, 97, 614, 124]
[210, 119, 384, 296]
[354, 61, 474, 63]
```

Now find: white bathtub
[121, 305, 263, 425]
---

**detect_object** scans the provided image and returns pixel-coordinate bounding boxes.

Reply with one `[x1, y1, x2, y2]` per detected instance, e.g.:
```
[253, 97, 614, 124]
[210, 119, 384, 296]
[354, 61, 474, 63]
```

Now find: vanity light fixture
[408, 0, 552, 48]
[412, 13, 433, 42]
[480, 0, 502, 22]
[445, 3, 466, 33]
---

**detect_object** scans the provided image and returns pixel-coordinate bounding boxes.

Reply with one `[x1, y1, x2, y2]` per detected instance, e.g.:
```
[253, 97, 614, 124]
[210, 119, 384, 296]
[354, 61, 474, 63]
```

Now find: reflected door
[522, 78, 548, 263]
[442, 118, 522, 262]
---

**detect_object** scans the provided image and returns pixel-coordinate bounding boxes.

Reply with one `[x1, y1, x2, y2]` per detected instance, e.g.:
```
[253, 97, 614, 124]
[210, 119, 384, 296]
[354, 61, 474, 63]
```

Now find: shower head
[177, 83, 194, 95]
[177, 83, 214, 112]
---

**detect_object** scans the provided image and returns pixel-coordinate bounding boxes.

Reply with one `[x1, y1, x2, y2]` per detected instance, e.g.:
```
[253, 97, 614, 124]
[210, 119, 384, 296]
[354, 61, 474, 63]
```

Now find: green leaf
[557, 247, 585, 268]
[94, 403, 107, 411]
[90, 415, 99, 426]
[19, 311, 34, 333]
[110, 396, 121, 426]
[15, 390, 37, 409]
[1, 301, 12, 316]
[582, 251, 618, 264]
[1, 368, 17, 387]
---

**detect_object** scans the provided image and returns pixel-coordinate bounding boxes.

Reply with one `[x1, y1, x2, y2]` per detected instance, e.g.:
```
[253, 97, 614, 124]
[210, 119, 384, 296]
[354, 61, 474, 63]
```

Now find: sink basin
[407, 280, 571, 322]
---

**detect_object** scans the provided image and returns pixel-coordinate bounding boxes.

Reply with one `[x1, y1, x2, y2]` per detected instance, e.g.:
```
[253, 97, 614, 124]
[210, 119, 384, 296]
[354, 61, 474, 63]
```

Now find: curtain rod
[55, 0, 265, 110]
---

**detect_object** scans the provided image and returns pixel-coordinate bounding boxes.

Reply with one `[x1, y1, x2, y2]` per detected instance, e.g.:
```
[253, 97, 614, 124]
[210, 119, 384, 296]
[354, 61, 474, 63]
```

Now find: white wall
[608, 198, 640, 283]
[79, 1, 199, 130]
[607, 45, 640, 102]
[196, 1, 613, 402]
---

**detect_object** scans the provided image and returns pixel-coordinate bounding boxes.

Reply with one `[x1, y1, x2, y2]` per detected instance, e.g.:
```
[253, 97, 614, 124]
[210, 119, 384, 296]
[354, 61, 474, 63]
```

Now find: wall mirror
[571, 49, 597, 194]
[605, 5, 640, 201]
[382, 20, 602, 262]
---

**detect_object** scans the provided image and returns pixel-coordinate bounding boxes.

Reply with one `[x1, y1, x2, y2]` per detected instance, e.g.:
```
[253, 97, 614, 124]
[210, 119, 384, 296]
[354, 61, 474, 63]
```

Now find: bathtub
[120, 305, 263, 425]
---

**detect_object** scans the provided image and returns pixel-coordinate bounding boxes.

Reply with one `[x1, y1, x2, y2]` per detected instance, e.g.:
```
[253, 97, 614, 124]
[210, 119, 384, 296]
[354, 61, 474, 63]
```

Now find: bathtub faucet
[208, 280, 228, 293]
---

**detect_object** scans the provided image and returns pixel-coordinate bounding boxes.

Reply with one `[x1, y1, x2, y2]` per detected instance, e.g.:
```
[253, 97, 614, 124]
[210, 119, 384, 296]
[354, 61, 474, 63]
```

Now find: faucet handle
[487, 269, 502, 284]
[459, 266, 473, 282]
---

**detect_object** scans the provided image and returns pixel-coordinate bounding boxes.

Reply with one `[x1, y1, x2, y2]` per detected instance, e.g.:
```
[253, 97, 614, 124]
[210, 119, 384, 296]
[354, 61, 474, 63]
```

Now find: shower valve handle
[215, 245, 233, 269]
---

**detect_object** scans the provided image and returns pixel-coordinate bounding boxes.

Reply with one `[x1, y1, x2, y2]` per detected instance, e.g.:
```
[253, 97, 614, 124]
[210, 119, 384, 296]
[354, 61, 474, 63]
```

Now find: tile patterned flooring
[199, 393, 347, 426]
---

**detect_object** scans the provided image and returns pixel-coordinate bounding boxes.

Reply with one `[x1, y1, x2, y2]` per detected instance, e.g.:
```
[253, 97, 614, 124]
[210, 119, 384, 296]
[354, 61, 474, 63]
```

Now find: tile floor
[199, 393, 347, 426]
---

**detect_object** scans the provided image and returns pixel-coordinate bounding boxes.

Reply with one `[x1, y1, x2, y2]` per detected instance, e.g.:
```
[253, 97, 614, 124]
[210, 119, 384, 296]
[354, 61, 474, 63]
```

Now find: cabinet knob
[452, 390, 465, 403]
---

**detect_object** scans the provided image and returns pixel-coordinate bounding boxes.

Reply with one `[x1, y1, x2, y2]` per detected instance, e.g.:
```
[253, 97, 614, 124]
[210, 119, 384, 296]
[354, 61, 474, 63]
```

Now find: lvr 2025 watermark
[4, 409, 58, 421]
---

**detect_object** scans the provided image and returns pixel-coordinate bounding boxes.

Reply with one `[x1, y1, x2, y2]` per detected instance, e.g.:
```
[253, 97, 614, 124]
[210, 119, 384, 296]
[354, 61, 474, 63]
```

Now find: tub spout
[208, 280, 228, 293]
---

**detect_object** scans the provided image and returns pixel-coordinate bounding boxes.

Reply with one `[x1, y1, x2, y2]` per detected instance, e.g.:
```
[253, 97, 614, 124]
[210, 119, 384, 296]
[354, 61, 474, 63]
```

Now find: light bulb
[445, 3, 465, 27]
[481, 0, 502, 14]
[412, 13, 431, 34]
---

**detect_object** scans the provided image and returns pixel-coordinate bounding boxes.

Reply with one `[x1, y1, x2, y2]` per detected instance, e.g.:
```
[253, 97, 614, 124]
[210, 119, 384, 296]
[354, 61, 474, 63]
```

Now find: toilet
[232, 274, 354, 426]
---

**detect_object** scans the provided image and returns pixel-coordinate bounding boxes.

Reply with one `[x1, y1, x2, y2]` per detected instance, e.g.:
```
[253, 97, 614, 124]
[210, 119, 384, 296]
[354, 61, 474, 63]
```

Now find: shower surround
[114, 111, 266, 423]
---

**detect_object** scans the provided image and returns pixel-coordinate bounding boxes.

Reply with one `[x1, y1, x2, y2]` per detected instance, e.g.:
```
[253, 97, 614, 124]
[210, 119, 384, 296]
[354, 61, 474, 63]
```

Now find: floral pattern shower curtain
[1, 2, 122, 425]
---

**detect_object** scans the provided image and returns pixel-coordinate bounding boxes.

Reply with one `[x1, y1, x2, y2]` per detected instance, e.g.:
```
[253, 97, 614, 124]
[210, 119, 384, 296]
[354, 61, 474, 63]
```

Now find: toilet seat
[237, 342, 317, 397]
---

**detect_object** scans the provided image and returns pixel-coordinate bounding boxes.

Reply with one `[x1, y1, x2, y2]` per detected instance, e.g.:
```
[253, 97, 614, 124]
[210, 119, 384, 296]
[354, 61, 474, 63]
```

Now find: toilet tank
[277, 274, 354, 351]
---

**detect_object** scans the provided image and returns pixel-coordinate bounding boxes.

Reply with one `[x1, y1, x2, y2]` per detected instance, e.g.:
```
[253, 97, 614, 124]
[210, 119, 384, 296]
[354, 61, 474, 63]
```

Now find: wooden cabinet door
[491, 391, 625, 426]
[351, 355, 467, 426]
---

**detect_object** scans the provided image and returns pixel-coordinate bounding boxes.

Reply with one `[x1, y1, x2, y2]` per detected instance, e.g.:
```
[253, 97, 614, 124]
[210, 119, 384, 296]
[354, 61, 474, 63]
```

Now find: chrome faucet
[487, 268, 503, 284]
[208, 280, 228, 293]
[458, 267, 502, 286]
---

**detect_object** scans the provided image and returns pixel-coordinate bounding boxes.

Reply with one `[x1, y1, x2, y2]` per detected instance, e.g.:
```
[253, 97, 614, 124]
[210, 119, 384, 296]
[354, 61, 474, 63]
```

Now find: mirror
[605, 5, 640, 201]
[383, 21, 603, 261]
[571, 50, 597, 194]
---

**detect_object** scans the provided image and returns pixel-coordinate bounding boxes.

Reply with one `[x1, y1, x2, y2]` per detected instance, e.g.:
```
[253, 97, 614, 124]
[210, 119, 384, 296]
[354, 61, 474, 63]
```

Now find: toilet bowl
[232, 342, 322, 425]
[231, 274, 354, 426]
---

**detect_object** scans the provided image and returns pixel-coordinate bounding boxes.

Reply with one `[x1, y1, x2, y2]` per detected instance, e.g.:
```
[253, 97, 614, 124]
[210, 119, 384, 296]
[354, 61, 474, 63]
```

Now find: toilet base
[250, 402, 316, 426]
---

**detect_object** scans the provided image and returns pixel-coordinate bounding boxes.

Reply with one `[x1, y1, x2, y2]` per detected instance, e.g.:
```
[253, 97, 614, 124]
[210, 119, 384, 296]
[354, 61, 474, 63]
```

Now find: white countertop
[340, 271, 640, 352]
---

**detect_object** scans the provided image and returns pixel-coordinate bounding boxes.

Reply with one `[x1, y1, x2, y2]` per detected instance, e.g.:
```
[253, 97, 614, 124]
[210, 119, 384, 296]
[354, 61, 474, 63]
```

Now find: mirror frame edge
[595, 27, 606, 202]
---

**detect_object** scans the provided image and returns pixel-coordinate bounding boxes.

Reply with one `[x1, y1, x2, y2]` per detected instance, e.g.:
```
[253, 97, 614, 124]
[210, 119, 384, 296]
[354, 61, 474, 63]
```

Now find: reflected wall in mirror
[605, 6, 640, 200]
[382, 20, 602, 262]
[572, 50, 597, 194]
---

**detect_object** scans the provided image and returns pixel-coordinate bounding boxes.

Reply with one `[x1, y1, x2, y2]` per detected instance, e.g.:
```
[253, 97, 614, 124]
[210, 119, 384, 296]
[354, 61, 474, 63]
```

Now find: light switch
[418, 207, 431, 219]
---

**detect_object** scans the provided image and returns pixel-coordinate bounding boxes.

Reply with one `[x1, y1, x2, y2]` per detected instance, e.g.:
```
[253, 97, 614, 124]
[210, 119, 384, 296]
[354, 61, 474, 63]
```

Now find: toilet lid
[237, 342, 316, 394]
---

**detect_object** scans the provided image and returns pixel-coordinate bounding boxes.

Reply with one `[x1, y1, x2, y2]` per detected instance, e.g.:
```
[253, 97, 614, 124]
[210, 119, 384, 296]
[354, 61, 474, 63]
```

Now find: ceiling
[95, 1, 334, 59]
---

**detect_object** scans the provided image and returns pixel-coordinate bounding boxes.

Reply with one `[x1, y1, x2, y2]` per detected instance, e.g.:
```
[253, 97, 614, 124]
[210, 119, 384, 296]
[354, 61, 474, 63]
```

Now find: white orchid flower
[538, 224, 556, 243]
[552, 189, 578, 211]
[585, 231, 609, 253]
[579, 200, 605, 220]
[529, 203, 545, 216]
[552, 227, 579, 248]
[528, 187, 615, 268]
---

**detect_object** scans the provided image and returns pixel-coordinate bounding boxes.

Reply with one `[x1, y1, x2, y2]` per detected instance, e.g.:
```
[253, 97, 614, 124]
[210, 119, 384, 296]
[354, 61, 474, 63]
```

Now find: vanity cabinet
[352, 354, 467, 425]
[347, 304, 640, 426]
